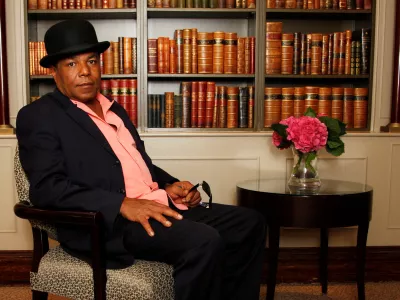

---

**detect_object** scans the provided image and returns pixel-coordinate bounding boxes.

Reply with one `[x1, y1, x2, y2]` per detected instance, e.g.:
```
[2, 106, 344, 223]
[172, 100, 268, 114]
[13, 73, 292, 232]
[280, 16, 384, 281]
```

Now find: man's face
[51, 52, 101, 103]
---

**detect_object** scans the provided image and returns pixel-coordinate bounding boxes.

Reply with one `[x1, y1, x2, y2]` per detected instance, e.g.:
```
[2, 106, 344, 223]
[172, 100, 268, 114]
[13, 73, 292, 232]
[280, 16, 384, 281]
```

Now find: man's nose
[78, 62, 90, 76]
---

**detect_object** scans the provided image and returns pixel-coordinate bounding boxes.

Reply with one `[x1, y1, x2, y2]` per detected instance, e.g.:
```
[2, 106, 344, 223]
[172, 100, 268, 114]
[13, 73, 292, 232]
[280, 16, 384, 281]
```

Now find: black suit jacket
[16, 88, 178, 268]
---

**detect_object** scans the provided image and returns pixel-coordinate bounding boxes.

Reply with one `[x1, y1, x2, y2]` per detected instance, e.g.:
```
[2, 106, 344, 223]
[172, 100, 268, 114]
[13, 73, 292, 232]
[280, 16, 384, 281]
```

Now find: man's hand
[165, 181, 202, 208]
[120, 198, 183, 237]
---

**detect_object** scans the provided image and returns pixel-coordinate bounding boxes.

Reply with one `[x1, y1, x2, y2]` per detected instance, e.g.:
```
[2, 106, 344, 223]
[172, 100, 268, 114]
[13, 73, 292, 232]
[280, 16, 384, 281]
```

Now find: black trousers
[122, 203, 266, 300]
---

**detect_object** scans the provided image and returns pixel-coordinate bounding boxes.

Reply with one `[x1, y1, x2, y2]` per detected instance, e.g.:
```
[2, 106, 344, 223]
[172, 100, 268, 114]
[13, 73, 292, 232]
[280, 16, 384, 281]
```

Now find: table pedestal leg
[267, 225, 280, 300]
[357, 222, 369, 300]
[320, 228, 328, 295]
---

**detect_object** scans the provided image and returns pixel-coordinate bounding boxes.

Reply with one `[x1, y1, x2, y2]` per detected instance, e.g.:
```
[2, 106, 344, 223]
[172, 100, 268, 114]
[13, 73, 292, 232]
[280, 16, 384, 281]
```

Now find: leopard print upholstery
[14, 146, 174, 299]
[31, 246, 174, 300]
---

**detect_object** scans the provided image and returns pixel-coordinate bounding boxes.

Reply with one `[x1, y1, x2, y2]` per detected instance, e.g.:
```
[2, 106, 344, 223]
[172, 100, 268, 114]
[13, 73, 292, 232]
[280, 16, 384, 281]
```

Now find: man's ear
[49, 65, 57, 77]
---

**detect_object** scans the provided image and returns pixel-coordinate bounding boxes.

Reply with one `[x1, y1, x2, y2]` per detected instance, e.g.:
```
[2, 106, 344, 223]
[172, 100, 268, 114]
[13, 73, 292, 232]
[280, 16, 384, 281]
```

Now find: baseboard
[1, 247, 400, 285]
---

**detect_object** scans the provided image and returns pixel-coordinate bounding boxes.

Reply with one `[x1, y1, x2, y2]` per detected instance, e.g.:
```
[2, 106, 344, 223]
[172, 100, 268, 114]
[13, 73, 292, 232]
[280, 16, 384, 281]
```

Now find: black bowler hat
[40, 19, 110, 68]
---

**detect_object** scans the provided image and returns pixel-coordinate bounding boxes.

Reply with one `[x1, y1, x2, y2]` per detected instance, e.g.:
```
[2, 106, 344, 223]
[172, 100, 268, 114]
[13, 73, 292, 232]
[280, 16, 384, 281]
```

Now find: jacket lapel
[50, 89, 117, 159]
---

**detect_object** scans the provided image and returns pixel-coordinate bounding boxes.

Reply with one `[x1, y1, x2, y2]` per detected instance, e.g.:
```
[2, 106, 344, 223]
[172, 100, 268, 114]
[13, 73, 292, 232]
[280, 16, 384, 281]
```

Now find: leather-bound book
[103, 46, 114, 74]
[164, 38, 170, 74]
[364, 0, 371, 9]
[162, 0, 170, 7]
[227, 87, 239, 128]
[344, 30, 352, 74]
[57, 0, 63, 9]
[328, 33, 333, 74]
[191, 28, 198, 73]
[157, 94, 163, 128]
[28, 42, 33, 75]
[224, 32, 238, 74]
[181, 82, 192, 128]
[198, 82, 207, 128]
[226, 0, 235, 8]
[116, 0, 123, 7]
[338, 32, 346, 74]
[174, 30, 184, 73]
[265, 22, 282, 75]
[198, 32, 214, 74]
[346, 0, 355, 9]
[186, 0, 194, 7]
[343, 87, 354, 128]
[296, 0, 304, 8]
[239, 87, 249, 128]
[293, 32, 301, 75]
[100, 53, 104, 74]
[249, 37, 255, 74]
[361, 28, 371, 74]
[331, 87, 344, 121]
[174, 95, 183, 128]
[170, 39, 177, 73]
[355, 0, 363, 9]
[165, 92, 175, 128]
[103, 0, 109, 8]
[177, 0, 185, 7]
[81, 0, 87, 9]
[305, 34, 312, 74]
[28, 0, 38, 9]
[281, 87, 294, 120]
[218, 0, 226, 8]
[110, 79, 120, 103]
[111, 42, 119, 74]
[332, 32, 340, 74]
[285, 0, 296, 8]
[354, 87, 368, 128]
[314, 0, 320, 9]
[193, 0, 201, 7]
[318, 87, 332, 117]
[307, 0, 314, 9]
[237, 37, 245, 74]
[157, 37, 165, 73]
[303, 0, 307, 8]
[148, 0, 155, 7]
[247, 0, 256, 8]
[118, 37, 124, 74]
[355, 40, 362, 75]
[219, 86, 227, 128]
[202, 0, 209, 7]
[276, 0, 285, 8]
[236, 0, 241, 8]
[311, 33, 322, 75]
[108, 0, 116, 8]
[130, 0, 136, 9]
[191, 82, 199, 127]
[244, 37, 251, 74]
[38, 0, 48, 9]
[293, 87, 305, 117]
[266, 0, 275, 8]
[212, 87, 220, 128]
[325, 0, 333, 9]
[282, 33, 294, 75]
[248, 86, 255, 128]
[123, 37, 133, 74]
[155, 0, 162, 7]
[100, 80, 111, 98]
[171, 0, 177, 7]
[205, 82, 216, 128]
[304, 86, 319, 112]
[160, 94, 165, 128]
[213, 31, 225, 74]
[132, 38, 137, 74]
[321, 34, 329, 74]
[147, 39, 158, 74]
[350, 40, 356, 74]
[128, 79, 138, 127]
[300, 34, 307, 74]
[339, 0, 346, 9]
[264, 87, 282, 127]
[119, 79, 131, 119]
[332, 0, 338, 9]
[147, 94, 153, 128]
[52, 0, 58, 9]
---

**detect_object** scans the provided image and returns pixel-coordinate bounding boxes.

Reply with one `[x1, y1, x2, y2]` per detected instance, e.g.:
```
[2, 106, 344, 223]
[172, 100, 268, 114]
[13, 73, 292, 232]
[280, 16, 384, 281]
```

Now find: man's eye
[89, 59, 97, 64]
[68, 62, 75, 67]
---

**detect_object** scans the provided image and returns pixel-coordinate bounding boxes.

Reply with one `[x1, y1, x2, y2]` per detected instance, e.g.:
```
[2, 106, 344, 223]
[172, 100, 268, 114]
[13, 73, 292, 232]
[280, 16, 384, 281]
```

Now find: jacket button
[115, 160, 120, 165]
[118, 188, 126, 194]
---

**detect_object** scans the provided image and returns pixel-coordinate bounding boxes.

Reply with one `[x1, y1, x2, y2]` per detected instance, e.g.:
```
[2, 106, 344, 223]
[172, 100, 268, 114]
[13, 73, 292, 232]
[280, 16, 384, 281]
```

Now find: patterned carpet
[0, 282, 399, 300]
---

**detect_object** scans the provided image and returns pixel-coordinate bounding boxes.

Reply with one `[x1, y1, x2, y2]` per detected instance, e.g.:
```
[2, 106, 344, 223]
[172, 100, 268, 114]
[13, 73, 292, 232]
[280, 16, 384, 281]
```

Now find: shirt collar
[71, 93, 114, 117]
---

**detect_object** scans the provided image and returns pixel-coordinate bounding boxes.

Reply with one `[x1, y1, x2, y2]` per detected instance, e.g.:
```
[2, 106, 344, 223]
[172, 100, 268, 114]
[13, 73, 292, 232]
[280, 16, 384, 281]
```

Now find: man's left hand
[165, 181, 201, 208]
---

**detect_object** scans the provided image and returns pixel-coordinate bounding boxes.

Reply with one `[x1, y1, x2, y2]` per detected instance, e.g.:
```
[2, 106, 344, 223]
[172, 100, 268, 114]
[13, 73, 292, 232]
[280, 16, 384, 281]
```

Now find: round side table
[237, 179, 373, 300]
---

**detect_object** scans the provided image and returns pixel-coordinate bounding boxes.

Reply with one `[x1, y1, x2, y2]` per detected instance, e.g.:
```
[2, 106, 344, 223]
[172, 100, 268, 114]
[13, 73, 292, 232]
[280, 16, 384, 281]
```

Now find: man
[17, 19, 266, 300]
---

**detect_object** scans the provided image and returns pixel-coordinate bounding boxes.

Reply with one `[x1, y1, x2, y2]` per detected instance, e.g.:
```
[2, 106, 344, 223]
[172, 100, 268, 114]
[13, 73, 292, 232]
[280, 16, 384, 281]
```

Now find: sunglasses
[188, 181, 212, 209]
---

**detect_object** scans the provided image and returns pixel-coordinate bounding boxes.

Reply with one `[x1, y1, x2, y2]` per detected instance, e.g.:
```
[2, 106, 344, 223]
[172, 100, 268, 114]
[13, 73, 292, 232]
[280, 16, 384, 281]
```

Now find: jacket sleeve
[16, 105, 124, 233]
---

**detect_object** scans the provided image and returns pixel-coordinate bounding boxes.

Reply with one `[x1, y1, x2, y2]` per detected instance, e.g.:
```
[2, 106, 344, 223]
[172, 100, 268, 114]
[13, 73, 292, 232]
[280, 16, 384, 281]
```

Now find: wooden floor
[1, 282, 400, 300]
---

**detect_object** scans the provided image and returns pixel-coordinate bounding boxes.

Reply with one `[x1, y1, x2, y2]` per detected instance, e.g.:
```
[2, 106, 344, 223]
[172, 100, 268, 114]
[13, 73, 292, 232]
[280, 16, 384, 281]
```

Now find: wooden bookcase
[25, 0, 375, 133]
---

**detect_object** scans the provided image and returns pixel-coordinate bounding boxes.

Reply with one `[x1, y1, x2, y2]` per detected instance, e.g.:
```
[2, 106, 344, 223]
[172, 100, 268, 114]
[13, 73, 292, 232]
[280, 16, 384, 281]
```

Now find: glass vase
[288, 146, 321, 191]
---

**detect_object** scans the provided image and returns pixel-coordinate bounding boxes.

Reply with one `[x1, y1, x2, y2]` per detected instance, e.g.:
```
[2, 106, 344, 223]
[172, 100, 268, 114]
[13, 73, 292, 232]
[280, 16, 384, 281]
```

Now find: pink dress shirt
[71, 93, 187, 210]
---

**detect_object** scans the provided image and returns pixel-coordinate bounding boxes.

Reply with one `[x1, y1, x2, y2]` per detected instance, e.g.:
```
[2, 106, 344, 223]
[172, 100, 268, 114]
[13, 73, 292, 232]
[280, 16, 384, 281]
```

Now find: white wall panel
[388, 144, 400, 228]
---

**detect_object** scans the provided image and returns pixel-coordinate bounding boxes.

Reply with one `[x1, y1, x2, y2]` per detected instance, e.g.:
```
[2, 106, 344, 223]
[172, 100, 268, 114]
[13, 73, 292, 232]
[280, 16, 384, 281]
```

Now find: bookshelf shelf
[27, 9, 137, 20]
[147, 8, 256, 19]
[148, 74, 255, 80]
[264, 75, 370, 83]
[266, 9, 372, 20]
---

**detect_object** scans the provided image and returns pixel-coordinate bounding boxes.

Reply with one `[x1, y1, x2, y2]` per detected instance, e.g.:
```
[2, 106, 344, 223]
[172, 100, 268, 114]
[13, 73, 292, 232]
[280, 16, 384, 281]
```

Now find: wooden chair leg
[32, 290, 48, 300]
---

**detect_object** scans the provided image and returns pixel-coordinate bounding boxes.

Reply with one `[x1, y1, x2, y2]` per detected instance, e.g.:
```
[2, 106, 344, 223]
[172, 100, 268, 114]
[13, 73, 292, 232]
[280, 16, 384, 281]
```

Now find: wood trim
[1, 246, 400, 285]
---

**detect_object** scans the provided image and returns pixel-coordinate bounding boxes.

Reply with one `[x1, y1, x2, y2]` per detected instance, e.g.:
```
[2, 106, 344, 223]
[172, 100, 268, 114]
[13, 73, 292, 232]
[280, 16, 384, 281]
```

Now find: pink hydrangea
[285, 116, 328, 153]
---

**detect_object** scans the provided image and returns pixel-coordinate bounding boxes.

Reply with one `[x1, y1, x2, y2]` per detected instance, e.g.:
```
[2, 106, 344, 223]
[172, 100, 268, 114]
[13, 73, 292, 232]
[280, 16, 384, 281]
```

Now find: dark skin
[50, 51, 201, 236]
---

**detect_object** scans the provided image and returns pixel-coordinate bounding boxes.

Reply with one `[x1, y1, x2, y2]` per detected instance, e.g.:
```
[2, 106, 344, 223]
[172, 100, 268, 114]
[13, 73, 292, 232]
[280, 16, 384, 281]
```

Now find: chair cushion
[31, 246, 174, 300]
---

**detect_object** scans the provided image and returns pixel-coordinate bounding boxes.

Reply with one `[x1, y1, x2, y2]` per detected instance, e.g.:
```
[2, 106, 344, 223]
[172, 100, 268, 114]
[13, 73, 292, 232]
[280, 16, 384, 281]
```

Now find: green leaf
[319, 116, 341, 137]
[304, 107, 317, 117]
[327, 140, 342, 149]
[271, 123, 288, 138]
[326, 139, 345, 156]
[338, 120, 347, 136]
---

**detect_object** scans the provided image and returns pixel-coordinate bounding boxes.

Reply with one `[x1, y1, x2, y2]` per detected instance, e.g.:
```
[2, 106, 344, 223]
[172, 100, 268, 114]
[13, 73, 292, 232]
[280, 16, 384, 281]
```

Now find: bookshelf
[25, 0, 376, 133]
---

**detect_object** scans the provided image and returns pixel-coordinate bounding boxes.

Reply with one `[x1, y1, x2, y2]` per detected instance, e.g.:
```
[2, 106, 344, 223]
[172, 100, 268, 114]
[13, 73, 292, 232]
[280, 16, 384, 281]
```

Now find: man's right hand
[120, 198, 183, 237]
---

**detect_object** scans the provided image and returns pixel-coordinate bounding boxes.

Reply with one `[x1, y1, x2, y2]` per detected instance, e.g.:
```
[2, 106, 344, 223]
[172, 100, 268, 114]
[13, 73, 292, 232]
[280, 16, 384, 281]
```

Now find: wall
[1, 0, 400, 250]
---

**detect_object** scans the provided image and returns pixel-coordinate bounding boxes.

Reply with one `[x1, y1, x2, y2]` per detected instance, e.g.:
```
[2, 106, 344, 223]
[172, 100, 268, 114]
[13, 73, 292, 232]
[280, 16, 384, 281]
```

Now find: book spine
[306, 34, 312, 75]
[123, 37, 133, 74]
[276, 0, 285, 8]
[198, 32, 214, 74]
[119, 79, 131, 122]
[38, 0, 48, 9]
[237, 37, 245, 74]
[147, 39, 158, 74]
[96, 0, 103, 8]
[103, 45, 114, 74]
[181, 82, 191, 128]
[224, 32, 238, 74]
[293, 87, 305, 117]
[111, 42, 119, 74]
[327, 33, 333, 74]
[132, 38, 137, 74]
[300, 34, 307, 75]
[331, 87, 344, 121]
[100, 79, 111, 97]
[265, 22, 283, 75]
[191, 28, 198, 74]
[163, 38, 170, 74]
[361, 28, 371, 74]
[304, 86, 319, 112]
[247, 0, 256, 8]
[212, 87, 219, 128]
[293, 32, 301, 75]
[355, 0, 363, 9]
[28, 0, 38, 9]
[129, 79, 138, 127]
[344, 30, 352, 74]
[364, 0, 371, 9]
[266, 0, 275, 8]
[332, 0, 338, 9]
[116, 0, 123, 7]
[281, 87, 294, 120]
[355, 40, 362, 75]
[351, 40, 356, 75]
[236, 0, 241, 8]
[193, 0, 201, 7]
[157, 37, 164, 73]
[108, 0, 116, 8]
[249, 37, 256, 74]
[118, 37, 124, 74]
[155, 0, 162, 7]
[332, 32, 340, 74]
[191, 82, 199, 127]
[177, 0, 185, 7]
[321, 34, 329, 75]
[210, 0, 218, 7]
[202, 0, 209, 7]
[248, 86, 255, 128]
[343, 88, 354, 128]
[160, 94, 165, 128]
[239, 87, 249, 128]
[186, 0, 194, 7]
[354, 87, 368, 128]
[162, 0, 170, 7]
[318, 87, 332, 117]
[264, 87, 282, 127]
[339, 0, 346, 9]
[282, 33, 294, 75]
[218, 0, 226, 7]
[198, 82, 207, 127]
[307, 0, 314, 9]
[227, 87, 239, 128]
[338, 32, 346, 74]
[147, 94, 153, 128]
[325, 0, 333, 8]
[205, 82, 216, 128]
[226, 0, 235, 8]
[244, 37, 251, 74]
[170, 39, 177, 73]
[296, 0, 304, 8]
[311, 33, 322, 75]
[219, 86, 227, 128]
[175, 30, 184, 74]
[285, 0, 296, 8]
[148, 0, 155, 7]
[110, 79, 120, 105]
[183, 29, 192, 74]
[28, 42, 33, 75]
[170, 0, 176, 8]
[315, 0, 321, 9]
[164, 92, 174, 128]
[174, 95, 183, 128]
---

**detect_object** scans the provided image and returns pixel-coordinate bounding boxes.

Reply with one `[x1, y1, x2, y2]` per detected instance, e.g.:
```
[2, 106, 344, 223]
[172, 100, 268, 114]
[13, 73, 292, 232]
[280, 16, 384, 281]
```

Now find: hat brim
[40, 41, 110, 68]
